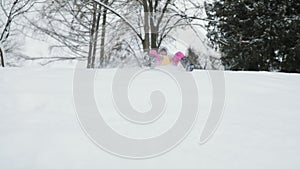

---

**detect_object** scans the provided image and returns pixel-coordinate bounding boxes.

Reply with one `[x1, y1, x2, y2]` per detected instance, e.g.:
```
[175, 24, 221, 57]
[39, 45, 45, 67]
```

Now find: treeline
[1, 0, 209, 68]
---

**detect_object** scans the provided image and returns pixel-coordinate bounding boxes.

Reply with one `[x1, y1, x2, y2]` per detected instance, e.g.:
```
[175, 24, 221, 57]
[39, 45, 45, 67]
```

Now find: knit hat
[173, 51, 185, 66]
[149, 49, 161, 64]
[149, 50, 158, 57]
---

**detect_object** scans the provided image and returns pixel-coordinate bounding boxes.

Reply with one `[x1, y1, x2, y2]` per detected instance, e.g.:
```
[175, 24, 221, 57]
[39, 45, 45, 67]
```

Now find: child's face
[159, 51, 167, 56]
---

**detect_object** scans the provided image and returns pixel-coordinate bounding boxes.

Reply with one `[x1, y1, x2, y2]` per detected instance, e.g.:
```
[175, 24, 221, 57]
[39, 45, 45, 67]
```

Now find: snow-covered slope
[0, 68, 300, 169]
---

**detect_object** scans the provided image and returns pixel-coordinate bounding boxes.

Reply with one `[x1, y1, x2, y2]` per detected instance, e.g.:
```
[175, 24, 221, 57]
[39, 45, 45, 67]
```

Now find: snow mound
[0, 68, 300, 169]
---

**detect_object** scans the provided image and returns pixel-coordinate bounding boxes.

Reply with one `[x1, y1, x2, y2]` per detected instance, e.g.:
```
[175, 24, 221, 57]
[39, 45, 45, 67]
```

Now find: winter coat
[149, 50, 186, 67]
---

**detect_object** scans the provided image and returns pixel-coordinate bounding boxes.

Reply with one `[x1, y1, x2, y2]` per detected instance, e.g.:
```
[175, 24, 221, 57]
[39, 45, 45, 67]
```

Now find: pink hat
[149, 49, 161, 64]
[173, 52, 185, 66]
[149, 50, 158, 57]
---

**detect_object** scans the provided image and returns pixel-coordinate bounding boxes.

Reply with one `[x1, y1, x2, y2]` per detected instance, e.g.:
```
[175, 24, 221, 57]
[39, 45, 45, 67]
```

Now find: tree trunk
[143, 0, 150, 53]
[150, 24, 158, 49]
[149, 0, 158, 49]
[92, 4, 101, 68]
[0, 48, 4, 67]
[91, 2, 100, 68]
[87, 2, 98, 68]
[99, 0, 108, 67]
[87, 28, 94, 68]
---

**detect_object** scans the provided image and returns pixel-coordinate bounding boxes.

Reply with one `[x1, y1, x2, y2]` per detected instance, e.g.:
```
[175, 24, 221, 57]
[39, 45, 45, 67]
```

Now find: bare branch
[92, 0, 143, 41]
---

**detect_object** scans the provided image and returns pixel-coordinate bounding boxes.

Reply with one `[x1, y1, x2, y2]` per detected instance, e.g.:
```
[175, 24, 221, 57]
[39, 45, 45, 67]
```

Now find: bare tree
[0, 0, 37, 67]
[28, 0, 206, 68]
[29, 0, 119, 68]
[28, 1, 92, 66]
[93, 0, 206, 52]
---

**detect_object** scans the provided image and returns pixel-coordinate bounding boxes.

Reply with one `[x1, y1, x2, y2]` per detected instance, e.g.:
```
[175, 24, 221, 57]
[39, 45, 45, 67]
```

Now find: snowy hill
[0, 68, 300, 169]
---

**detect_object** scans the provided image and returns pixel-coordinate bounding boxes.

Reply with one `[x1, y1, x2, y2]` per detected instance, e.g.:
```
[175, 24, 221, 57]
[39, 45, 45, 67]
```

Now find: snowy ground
[0, 67, 300, 169]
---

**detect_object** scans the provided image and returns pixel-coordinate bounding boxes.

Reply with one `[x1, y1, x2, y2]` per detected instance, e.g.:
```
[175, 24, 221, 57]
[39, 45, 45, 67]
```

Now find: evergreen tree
[206, 0, 300, 72]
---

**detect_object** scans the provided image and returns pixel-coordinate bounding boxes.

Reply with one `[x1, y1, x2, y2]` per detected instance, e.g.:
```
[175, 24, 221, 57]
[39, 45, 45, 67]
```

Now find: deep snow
[0, 67, 300, 169]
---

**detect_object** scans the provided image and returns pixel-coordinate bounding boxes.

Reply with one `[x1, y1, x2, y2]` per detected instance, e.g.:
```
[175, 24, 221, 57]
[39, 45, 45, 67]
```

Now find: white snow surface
[0, 67, 300, 169]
